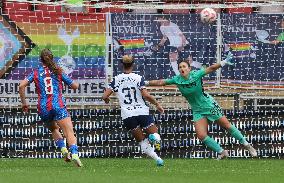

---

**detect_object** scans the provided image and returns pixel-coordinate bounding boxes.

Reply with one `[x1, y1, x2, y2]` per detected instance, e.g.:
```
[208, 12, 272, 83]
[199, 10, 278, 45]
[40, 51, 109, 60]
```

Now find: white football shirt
[160, 22, 189, 47]
[108, 73, 149, 120]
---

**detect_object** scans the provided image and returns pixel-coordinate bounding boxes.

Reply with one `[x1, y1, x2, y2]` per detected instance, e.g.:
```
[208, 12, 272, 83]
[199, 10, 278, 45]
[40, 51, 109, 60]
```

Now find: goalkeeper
[146, 53, 257, 159]
[258, 19, 284, 45]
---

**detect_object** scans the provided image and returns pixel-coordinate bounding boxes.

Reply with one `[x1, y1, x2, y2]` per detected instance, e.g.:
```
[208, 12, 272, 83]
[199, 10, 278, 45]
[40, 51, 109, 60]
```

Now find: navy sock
[55, 138, 66, 149]
[69, 144, 78, 154]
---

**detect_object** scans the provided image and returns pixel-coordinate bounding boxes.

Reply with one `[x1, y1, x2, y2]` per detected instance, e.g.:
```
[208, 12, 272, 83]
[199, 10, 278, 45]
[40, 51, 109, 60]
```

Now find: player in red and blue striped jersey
[19, 48, 82, 167]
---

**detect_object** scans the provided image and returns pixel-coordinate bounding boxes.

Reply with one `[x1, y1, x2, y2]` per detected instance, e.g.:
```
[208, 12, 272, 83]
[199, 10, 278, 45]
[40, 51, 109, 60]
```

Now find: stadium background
[0, 0, 283, 160]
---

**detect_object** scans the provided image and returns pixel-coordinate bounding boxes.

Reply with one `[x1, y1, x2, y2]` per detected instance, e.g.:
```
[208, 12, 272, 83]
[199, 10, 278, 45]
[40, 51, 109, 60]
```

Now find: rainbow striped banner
[119, 38, 145, 50]
[228, 43, 252, 51]
[7, 12, 106, 80]
[226, 42, 254, 58]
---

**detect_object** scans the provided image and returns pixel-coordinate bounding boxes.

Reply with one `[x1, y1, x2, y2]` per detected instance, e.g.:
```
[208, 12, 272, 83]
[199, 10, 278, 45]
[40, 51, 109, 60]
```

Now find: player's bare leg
[46, 121, 71, 162]
[145, 125, 161, 152]
[195, 118, 227, 159]
[217, 117, 257, 157]
[132, 127, 164, 166]
[57, 117, 82, 167]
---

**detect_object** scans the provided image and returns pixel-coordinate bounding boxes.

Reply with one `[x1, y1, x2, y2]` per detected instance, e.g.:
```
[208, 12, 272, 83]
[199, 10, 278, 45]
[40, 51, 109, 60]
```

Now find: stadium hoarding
[0, 14, 35, 79]
[1, 12, 283, 108]
[0, 80, 106, 107]
[221, 14, 284, 89]
[111, 13, 283, 89]
[1, 108, 283, 158]
[1, 12, 107, 104]
[111, 13, 218, 84]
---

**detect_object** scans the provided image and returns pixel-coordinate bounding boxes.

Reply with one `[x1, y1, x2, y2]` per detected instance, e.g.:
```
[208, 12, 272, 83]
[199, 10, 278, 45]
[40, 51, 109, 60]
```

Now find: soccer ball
[200, 8, 217, 23]
[148, 133, 161, 144]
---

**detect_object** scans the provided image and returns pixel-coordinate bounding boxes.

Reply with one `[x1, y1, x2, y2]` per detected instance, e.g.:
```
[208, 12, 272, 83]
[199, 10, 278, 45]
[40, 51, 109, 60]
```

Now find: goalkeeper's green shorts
[192, 104, 224, 122]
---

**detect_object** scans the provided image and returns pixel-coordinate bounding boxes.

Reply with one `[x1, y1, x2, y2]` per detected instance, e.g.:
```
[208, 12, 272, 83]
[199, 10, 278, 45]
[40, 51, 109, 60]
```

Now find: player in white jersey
[102, 55, 165, 166]
[153, 17, 202, 75]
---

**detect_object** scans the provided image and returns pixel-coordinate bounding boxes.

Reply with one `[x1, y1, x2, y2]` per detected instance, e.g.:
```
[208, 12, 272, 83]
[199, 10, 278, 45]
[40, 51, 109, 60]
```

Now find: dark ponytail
[178, 60, 191, 68]
[40, 49, 62, 75]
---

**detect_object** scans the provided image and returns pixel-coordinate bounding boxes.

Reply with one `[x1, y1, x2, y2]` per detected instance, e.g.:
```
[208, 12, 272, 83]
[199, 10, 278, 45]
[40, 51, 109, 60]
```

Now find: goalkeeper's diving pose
[146, 52, 257, 159]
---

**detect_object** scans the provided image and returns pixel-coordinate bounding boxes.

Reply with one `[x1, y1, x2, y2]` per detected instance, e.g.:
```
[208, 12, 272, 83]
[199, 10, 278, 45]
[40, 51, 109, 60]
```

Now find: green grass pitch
[0, 158, 283, 183]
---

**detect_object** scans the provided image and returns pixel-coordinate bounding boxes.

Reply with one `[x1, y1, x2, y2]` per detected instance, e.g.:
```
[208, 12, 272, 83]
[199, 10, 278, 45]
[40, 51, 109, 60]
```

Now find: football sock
[69, 144, 79, 154]
[229, 125, 249, 145]
[191, 61, 202, 68]
[55, 138, 66, 149]
[203, 136, 223, 153]
[170, 61, 179, 75]
[139, 138, 160, 161]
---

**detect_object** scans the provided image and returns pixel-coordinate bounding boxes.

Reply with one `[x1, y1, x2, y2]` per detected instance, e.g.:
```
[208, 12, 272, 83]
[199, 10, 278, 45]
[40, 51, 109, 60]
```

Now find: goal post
[0, 0, 283, 158]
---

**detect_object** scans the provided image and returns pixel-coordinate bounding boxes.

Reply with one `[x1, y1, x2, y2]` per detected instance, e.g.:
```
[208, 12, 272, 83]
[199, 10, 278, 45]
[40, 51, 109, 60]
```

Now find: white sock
[170, 61, 179, 75]
[243, 141, 249, 146]
[191, 61, 202, 69]
[139, 139, 160, 161]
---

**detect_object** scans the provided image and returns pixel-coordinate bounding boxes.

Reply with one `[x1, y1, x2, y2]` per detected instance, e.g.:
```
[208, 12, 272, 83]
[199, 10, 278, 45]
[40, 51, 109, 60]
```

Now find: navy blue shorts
[123, 115, 154, 131]
[39, 107, 70, 122]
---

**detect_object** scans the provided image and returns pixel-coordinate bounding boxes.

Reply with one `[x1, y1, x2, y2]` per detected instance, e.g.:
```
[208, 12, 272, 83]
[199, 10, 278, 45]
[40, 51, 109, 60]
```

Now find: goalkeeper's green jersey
[276, 32, 284, 42]
[165, 68, 217, 112]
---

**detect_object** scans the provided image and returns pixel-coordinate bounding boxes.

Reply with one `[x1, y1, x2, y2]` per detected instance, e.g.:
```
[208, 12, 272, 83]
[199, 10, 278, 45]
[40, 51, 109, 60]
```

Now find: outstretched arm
[158, 35, 168, 47]
[270, 40, 281, 45]
[259, 39, 280, 45]
[141, 89, 164, 113]
[205, 63, 222, 75]
[102, 88, 113, 104]
[147, 80, 167, 86]
[153, 36, 167, 51]
[19, 80, 29, 112]
[258, 33, 283, 45]
[206, 52, 234, 75]
[70, 82, 79, 90]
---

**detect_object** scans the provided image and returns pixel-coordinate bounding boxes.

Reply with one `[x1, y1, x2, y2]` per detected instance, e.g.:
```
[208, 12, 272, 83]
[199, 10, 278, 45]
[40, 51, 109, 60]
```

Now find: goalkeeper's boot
[72, 154, 83, 167]
[244, 144, 257, 157]
[61, 147, 71, 162]
[217, 150, 229, 160]
[156, 158, 164, 167]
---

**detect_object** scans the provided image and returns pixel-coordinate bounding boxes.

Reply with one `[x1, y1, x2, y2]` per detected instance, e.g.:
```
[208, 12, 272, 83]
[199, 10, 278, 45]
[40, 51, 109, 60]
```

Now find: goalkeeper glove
[220, 52, 234, 67]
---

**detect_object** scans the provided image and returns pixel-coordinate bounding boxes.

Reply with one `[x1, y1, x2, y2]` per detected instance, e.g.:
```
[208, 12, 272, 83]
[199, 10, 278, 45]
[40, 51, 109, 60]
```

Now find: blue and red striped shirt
[25, 65, 73, 113]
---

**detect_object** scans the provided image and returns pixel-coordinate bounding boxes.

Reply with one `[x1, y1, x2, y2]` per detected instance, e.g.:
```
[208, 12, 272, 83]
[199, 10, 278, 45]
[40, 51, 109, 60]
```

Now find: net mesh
[4, 0, 284, 9]
[0, 0, 283, 158]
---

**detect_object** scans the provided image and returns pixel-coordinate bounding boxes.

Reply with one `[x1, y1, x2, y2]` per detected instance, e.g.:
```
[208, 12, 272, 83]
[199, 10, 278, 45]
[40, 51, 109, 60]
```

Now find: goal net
[0, 0, 283, 158]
